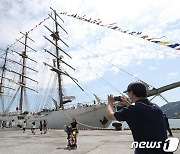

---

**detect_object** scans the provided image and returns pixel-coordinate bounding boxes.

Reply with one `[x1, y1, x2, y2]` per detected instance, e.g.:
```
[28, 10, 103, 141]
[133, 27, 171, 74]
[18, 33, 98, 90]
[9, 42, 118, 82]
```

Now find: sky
[0, 0, 180, 111]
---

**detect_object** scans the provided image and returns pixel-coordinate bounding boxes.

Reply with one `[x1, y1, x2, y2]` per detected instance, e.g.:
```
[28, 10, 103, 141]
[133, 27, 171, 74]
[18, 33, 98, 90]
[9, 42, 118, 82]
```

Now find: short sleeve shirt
[114, 99, 167, 142]
[71, 121, 78, 129]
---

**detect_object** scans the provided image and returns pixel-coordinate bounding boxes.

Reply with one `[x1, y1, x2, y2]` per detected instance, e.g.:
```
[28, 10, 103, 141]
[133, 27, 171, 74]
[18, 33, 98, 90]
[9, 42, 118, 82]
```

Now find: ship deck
[0, 128, 179, 154]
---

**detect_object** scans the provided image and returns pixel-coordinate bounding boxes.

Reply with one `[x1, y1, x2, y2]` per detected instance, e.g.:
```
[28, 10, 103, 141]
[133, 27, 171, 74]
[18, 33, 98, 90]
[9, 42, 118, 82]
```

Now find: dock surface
[0, 128, 179, 154]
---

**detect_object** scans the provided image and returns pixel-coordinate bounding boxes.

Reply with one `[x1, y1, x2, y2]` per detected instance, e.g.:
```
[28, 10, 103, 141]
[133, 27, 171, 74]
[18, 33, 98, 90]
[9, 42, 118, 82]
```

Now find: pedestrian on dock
[164, 114, 173, 136]
[31, 122, 36, 135]
[39, 121, 43, 134]
[43, 120, 48, 134]
[11, 119, 15, 128]
[107, 82, 171, 154]
[22, 121, 26, 133]
[2, 121, 6, 128]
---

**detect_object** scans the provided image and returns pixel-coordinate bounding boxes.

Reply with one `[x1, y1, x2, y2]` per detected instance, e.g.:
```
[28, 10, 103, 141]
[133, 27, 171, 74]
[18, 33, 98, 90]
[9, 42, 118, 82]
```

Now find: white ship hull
[33, 104, 111, 129]
[0, 104, 112, 129]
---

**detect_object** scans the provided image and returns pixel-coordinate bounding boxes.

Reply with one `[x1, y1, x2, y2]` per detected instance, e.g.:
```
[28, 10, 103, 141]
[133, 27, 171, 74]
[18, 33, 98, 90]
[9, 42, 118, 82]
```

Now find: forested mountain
[161, 101, 180, 118]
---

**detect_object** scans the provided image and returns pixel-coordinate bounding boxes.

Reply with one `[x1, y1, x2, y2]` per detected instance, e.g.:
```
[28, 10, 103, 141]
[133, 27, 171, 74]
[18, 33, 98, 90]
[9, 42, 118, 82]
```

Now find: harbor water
[110, 119, 180, 129]
[122, 119, 180, 129]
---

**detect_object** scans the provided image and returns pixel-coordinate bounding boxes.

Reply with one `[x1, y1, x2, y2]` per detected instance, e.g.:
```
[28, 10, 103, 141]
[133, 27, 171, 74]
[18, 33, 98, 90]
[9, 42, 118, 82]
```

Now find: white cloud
[149, 66, 158, 70]
[168, 72, 178, 79]
[136, 61, 142, 66]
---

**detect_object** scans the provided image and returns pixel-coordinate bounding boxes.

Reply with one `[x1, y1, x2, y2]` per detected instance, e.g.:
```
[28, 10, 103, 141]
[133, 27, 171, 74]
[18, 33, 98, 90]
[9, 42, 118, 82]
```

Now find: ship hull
[0, 104, 112, 129]
[33, 104, 111, 129]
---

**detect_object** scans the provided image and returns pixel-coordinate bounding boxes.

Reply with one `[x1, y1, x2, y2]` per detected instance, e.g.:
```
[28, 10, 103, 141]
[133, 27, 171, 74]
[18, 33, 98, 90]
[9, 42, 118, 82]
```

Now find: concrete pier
[0, 128, 179, 154]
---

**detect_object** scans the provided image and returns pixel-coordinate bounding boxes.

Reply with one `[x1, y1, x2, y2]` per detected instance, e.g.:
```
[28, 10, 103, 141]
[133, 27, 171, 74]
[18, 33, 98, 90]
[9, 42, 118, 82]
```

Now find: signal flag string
[59, 12, 180, 51]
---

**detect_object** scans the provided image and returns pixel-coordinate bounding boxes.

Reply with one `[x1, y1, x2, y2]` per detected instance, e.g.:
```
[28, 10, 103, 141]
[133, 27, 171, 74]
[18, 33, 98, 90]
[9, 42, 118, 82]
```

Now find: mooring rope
[61, 105, 112, 130]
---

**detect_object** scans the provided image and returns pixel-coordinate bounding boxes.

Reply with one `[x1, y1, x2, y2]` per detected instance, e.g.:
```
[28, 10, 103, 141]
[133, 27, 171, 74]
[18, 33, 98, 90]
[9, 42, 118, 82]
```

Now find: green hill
[161, 101, 180, 118]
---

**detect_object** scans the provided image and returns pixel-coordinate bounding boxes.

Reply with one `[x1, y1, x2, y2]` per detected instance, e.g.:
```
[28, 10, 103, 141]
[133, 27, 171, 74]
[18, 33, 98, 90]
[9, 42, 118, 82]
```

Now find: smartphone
[114, 96, 122, 101]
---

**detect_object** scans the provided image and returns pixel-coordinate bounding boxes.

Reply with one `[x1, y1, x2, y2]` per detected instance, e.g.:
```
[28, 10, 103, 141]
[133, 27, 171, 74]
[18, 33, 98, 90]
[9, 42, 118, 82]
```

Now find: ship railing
[63, 100, 107, 110]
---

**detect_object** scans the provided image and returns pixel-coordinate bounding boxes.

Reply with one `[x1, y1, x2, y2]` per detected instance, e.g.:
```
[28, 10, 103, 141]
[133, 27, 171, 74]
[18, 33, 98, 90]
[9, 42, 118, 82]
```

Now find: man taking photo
[107, 82, 173, 154]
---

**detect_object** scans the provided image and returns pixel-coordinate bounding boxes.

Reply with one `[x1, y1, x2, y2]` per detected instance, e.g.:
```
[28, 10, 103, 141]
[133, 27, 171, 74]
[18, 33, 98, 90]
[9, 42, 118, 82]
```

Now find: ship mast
[15, 32, 38, 113]
[0, 47, 18, 113]
[19, 32, 28, 112]
[0, 16, 52, 114]
[0, 48, 8, 93]
[0, 47, 10, 112]
[54, 11, 63, 109]
[44, 7, 83, 110]
[0, 32, 38, 114]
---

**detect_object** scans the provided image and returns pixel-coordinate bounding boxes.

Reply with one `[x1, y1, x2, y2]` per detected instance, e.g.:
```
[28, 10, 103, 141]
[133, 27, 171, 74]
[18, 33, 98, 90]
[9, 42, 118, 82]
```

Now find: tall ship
[0, 8, 179, 129]
[0, 8, 111, 129]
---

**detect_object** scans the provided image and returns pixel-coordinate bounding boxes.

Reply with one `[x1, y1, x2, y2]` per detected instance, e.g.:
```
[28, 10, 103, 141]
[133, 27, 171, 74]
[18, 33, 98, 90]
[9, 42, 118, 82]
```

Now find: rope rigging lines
[7, 16, 50, 49]
[0, 15, 51, 113]
[60, 32, 179, 106]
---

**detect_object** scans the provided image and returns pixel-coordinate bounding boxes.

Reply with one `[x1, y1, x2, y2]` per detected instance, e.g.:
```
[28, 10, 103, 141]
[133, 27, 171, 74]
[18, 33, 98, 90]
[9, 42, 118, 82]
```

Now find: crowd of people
[0, 119, 48, 135]
[0, 119, 16, 128]
[30, 120, 48, 135]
